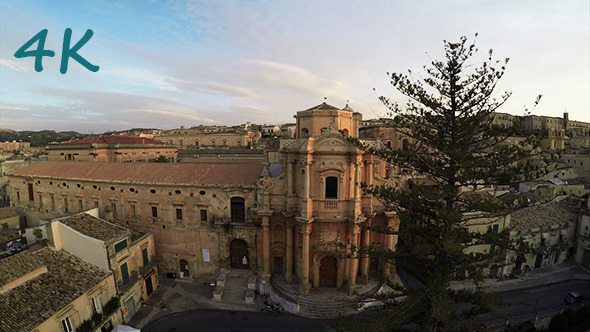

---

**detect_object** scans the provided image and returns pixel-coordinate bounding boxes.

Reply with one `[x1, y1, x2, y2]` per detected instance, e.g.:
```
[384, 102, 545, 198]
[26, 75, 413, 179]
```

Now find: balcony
[117, 270, 139, 293]
[140, 256, 158, 276]
[312, 199, 356, 218]
[211, 216, 255, 227]
[324, 201, 338, 211]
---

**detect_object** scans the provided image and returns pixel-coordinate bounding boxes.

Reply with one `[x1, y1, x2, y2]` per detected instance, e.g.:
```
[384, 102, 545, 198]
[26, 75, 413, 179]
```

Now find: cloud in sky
[0, 0, 588, 133]
[0, 58, 29, 72]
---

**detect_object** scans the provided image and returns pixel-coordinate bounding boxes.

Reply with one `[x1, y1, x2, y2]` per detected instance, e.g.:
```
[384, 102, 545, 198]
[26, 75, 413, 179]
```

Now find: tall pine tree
[343, 35, 552, 331]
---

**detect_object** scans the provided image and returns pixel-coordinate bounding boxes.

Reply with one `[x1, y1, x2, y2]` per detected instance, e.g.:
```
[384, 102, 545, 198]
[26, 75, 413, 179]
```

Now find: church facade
[8, 103, 400, 295]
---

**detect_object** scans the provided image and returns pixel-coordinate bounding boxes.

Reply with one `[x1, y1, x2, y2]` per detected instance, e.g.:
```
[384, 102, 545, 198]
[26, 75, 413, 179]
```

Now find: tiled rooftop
[0, 250, 45, 287]
[510, 201, 577, 232]
[9, 161, 264, 186]
[108, 220, 147, 243]
[60, 213, 129, 242]
[0, 230, 20, 245]
[54, 135, 167, 145]
[0, 248, 110, 332]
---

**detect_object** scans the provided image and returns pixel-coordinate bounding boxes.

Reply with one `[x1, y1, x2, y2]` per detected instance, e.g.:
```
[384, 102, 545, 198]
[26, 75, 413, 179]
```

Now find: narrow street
[142, 309, 335, 332]
[481, 280, 590, 327]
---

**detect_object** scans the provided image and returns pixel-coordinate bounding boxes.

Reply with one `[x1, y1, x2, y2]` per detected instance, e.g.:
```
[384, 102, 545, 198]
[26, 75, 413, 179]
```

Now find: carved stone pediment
[318, 230, 341, 244]
[318, 161, 345, 173]
[313, 136, 357, 153]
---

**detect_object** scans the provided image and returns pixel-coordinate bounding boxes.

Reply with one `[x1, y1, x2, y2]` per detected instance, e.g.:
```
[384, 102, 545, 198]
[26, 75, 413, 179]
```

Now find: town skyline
[1, 0, 589, 133]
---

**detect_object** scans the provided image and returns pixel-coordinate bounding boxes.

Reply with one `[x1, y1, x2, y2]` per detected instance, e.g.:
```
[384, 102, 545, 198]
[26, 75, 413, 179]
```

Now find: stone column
[303, 160, 313, 219]
[365, 159, 374, 188]
[358, 216, 373, 284]
[383, 211, 400, 278]
[259, 210, 273, 281]
[297, 218, 312, 294]
[353, 160, 362, 216]
[285, 217, 294, 283]
[305, 161, 311, 199]
[287, 158, 294, 195]
[346, 222, 361, 294]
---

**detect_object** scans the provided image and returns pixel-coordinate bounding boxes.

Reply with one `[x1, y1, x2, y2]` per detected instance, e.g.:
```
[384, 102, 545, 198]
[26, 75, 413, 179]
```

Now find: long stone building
[46, 135, 178, 163]
[8, 103, 399, 296]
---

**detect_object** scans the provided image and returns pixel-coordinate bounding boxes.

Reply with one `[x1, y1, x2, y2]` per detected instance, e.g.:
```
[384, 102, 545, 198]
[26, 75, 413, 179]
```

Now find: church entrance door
[319, 256, 337, 287]
[179, 259, 190, 278]
[230, 239, 249, 269]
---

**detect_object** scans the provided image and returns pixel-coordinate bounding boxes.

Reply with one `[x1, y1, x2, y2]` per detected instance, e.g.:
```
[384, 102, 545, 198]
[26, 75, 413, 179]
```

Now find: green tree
[342, 35, 553, 331]
[154, 155, 170, 163]
[33, 228, 43, 241]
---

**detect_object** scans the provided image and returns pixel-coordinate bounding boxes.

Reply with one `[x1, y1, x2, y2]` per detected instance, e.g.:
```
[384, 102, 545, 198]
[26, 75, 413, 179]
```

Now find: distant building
[574, 198, 590, 268]
[46, 135, 177, 163]
[156, 126, 261, 149]
[522, 115, 542, 131]
[561, 148, 590, 177]
[518, 178, 590, 200]
[540, 128, 566, 150]
[0, 247, 122, 332]
[0, 140, 31, 151]
[279, 123, 296, 138]
[261, 125, 280, 136]
[508, 198, 578, 273]
[491, 112, 519, 128]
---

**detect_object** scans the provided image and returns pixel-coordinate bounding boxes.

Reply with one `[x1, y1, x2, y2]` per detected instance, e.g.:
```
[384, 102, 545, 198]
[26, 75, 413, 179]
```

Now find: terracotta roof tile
[59, 213, 130, 242]
[0, 230, 20, 245]
[0, 248, 110, 332]
[9, 161, 263, 186]
[0, 250, 45, 286]
[56, 135, 167, 145]
[510, 201, 577, 232]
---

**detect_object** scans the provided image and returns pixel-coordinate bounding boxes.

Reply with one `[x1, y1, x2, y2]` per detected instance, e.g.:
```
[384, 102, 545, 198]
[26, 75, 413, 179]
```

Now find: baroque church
[8, 103, 401, 296]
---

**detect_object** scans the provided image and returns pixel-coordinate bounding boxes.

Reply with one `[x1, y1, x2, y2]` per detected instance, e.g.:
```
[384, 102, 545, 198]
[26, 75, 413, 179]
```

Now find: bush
[33, 228, 43, 241]
[77, 319, 93, 332]
[103, 296, 120, 316]
[91, 312, 102, 325]
[548, 309, 576, 332]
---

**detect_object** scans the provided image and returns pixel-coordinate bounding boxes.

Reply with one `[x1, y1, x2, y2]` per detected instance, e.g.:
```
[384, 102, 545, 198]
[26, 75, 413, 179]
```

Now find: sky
[0, 0, 588, 133]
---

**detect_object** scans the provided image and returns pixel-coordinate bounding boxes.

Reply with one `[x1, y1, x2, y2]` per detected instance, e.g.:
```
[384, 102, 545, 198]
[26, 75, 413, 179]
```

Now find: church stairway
[221, 269, 251, 304]
[297, 288, 360, 319]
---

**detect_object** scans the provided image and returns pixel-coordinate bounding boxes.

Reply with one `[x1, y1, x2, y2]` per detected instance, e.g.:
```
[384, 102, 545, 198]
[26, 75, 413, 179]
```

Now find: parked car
[565, 291, 585, 304]
[7, 240, 23, 252]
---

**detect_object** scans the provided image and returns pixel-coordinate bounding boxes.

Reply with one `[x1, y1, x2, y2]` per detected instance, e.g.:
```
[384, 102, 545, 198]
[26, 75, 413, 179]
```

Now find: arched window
[179, 139, 184, 147]
[325, 176, 338, 199]
[342, 129, 349, 137]
[301, 128, 309, 138]
[320, 127, 327, 134]
[211, 140, 216, 146]
[195, 141, 199, 148]
[230, 197, 245, 223]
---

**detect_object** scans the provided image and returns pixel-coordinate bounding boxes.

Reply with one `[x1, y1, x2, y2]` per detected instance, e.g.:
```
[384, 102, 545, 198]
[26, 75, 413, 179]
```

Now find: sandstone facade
[9, 103, 400, 295]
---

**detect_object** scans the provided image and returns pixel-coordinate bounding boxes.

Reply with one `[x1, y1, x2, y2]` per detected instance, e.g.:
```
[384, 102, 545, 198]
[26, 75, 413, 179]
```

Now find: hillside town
[0, 104, 589, 331]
